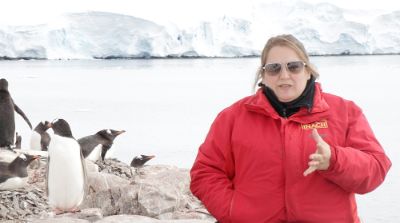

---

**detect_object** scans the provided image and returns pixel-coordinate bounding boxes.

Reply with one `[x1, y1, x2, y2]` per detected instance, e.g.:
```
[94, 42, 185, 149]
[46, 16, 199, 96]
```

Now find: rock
[28, 217, 90, 223]
[28, 208, 103, 222]
[85, 160, 99, 173]
[60, 208, 103, 222]
[157, 209, 215, 221]
[95, 214, 214, 223]
[135, 166, 189, 217]
[0, 158, 215, 223]
[82, 185, 139, 216]
[96, 214, 158, 222]
[86, 172, 131, 192]
[161, 220, 213, 223]
[95, 158, 133, 180]
[0, 186, 50, 221]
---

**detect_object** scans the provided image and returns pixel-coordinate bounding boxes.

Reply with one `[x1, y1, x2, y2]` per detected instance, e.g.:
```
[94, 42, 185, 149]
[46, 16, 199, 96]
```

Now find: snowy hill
[0, 1, 399, 59]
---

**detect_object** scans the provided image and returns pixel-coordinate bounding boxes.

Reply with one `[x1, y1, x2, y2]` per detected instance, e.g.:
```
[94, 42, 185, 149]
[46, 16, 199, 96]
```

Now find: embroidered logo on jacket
[301, 120, 328, 130]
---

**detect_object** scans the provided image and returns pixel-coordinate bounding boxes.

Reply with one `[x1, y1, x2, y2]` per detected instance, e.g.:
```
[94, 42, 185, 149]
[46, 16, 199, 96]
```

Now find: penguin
[30, 121, 51, 151]
[130, 155, 155, 175]
[0, 153, 40, 190]
[46, 118, 87, 214]
[0, 78, 32, 149]
[78, 129, 125, 162]
[0, 149, 19, 163]
[130, 155, 155, 174]
[15, 132, 22, 149]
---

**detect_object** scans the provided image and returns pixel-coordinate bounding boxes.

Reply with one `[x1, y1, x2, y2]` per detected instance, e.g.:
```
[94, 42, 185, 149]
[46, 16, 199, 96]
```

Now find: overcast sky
[1, 0, 399, 26]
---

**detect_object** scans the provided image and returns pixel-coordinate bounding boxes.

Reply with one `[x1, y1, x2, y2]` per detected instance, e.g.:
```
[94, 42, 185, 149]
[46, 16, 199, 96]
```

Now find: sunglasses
[262, 61, 306, 76]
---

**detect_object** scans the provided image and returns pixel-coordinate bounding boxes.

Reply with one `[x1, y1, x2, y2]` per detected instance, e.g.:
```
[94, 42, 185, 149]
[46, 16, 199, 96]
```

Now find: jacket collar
[245, 82, 330, 124]
[261, 76, 316, 118]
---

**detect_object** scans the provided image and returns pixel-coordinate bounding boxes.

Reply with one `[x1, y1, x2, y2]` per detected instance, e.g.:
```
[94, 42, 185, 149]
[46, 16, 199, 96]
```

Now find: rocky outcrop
[0, 158, 50, 220]
[0, 186, 50, 220]
[0, 158, 215, 223]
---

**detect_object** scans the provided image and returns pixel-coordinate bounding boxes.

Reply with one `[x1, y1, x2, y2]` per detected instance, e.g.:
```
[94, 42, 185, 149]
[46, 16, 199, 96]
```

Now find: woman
[190, 34, 391, 222]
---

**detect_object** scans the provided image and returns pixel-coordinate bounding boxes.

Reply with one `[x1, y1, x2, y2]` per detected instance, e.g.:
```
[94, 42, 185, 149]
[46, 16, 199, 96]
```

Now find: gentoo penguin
[130, 155, 155, 174]
[15, 132, 22, 149]
[78, 129, 125, 162]
[46, 119, 87, 214]
[30, 121, 51, 151]
[0, 78, 32, 149]
[0, 153, 40, 190]
[0, 149, 19, 164]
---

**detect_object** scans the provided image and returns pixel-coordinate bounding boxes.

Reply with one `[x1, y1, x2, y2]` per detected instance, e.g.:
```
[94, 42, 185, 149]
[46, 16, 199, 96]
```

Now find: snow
[1, 1, 400, 59]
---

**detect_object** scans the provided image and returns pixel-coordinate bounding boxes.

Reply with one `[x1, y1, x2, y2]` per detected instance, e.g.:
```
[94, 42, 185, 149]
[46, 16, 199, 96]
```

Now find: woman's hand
[303, 128, 331, 176]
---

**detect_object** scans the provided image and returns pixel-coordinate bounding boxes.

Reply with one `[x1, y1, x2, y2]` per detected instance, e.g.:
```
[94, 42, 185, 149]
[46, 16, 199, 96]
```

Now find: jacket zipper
[282, 108, 287, 118]
[281, 118, 289, 220]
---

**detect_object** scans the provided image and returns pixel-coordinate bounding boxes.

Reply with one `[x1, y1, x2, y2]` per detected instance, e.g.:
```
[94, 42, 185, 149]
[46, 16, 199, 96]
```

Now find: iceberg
[0, 1, 399, 59]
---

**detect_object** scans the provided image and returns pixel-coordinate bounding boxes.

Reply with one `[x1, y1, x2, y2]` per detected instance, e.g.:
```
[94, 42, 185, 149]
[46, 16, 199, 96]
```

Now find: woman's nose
[279, 67, 291, 79]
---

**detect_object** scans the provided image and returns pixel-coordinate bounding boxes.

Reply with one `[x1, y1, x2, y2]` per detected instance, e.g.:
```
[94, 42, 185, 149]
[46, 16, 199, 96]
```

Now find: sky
[0, 0, 399, 26]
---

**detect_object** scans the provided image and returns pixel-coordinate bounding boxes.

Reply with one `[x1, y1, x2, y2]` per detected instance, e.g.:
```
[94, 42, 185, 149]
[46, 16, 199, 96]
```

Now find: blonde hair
[254, 34, 319, 89]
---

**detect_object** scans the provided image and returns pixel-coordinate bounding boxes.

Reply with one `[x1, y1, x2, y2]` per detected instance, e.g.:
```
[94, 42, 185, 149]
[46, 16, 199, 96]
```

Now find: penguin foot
[53, 208, 81, 215]
[69, 208, 81, 213]
[53, 209, 65, 215]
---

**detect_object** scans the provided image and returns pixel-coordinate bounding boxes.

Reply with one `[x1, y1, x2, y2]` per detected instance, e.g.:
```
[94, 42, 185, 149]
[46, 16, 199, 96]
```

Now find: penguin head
[97, 129, 126, 142]
[48, 119, 73, 138]
[18, 153, 27, 160]
[130, 154, 155, 168]
[11, 153, 40, 168]
[34, 120, 51, 132]
[18, 153, 39, 161]
[0, 78, 9, 91]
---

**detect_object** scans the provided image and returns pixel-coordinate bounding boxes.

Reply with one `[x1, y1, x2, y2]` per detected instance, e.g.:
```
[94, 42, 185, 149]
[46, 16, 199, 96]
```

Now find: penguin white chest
[86, 144, 102, 162]
[30, 131, 41, 150]
[0, 150, 18, 162]
[0, 177, 28, 190]
[47, 135, 85, 210]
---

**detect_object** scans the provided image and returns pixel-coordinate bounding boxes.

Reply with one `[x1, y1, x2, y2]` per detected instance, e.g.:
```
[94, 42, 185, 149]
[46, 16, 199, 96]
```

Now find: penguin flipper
[0, 164, 13, 183]
[40, 133, 50, 151]
[45, 156, 50, 197]
[78, 137, 98, 158]
[0, 175, 10, 184]
[100, 145, 112, 161]
[80, 150, 88, 197]
[13, 103, 33, 129]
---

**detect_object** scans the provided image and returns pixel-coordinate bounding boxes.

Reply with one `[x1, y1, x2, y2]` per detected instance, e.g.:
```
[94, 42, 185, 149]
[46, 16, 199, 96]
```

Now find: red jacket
[190, 83, 391, 223]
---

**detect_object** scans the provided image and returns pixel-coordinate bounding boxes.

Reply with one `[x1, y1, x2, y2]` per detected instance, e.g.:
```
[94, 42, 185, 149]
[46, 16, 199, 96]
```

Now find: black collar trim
[259, 76, 315, 118]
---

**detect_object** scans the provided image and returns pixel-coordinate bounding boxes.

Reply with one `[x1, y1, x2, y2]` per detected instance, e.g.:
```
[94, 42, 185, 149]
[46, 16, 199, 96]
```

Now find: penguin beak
[147, 155, 155, 159]
[47, 123, 53, 128]
[33, 155, 41, 160]
[115, 130, 126, 136]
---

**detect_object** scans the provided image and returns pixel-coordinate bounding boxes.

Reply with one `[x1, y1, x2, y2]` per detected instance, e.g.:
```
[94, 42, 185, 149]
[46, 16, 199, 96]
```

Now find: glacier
[0, 1, 399, 59]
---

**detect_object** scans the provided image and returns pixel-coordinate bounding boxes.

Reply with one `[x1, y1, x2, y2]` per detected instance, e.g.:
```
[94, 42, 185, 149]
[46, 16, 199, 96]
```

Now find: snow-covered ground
[0, 1, 400, 59]
[1, 55, 399, 221]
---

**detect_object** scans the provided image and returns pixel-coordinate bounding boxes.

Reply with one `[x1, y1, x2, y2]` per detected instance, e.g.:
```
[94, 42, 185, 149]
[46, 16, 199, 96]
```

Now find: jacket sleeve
[190, 110, 235, 222]
[319, 102, 391, 194]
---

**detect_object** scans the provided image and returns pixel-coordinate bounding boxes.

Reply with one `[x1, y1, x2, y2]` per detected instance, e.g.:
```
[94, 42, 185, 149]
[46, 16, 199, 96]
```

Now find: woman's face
[262, 46, 311, 102]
